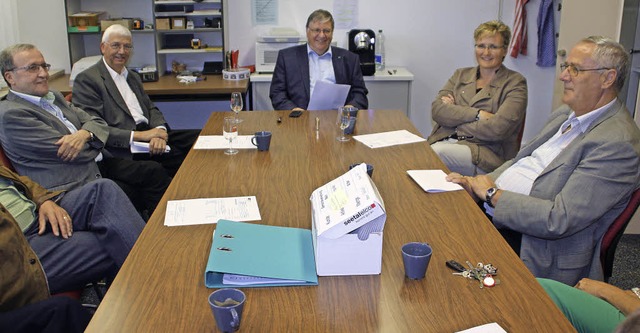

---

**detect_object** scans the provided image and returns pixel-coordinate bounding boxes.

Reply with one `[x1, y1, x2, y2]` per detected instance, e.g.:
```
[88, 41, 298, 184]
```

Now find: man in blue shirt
[269, 9, 368, 111]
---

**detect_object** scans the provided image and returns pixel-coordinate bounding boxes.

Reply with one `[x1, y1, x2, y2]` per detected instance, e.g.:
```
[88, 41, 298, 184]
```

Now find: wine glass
[230, 91, 243, 124]
[223, 116, 239, 155]
[336, 107, 351, 142]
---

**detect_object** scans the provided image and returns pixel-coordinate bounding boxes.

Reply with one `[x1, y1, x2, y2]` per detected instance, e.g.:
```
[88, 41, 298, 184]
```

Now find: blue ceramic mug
[208, 288, 246, 332]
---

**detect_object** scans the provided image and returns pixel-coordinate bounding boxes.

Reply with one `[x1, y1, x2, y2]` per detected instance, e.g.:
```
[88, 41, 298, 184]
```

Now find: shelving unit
[153, 0, 225, 74]
[63, 0, 227, 76]
[63, 0, 155, 69]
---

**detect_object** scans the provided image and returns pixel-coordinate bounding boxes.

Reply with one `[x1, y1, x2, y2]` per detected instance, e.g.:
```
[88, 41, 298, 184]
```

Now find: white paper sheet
[407, 170, 464, 193]
[193, 135, 257, 150]
[307, 81, 350, 110]
[130, 141, 171, 154]
[222, 273, 305, 286]
[164, 196, 261, 226]
[353, 130, 426, 148]
[456, 323, 507, 333]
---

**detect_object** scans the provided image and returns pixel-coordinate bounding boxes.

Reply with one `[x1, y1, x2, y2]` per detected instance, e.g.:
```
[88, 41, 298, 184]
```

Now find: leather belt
[445, 133, 474, 141]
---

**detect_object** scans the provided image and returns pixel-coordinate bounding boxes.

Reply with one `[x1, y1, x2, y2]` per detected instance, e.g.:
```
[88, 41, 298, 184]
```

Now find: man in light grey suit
[0, 45, 107, 191]
[448, 36, 640, 286]
[72, 24, 199, 177]
[0, 44, 170, 216]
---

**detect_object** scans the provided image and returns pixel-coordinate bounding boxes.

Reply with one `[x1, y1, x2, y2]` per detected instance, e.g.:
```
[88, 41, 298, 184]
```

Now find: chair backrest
[600, 188, 640, 281]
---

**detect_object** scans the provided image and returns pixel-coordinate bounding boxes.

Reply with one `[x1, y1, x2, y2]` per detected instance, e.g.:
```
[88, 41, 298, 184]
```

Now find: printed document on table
[193, 135, 256, 150]
[307, 80, 350, 110]
[164, 196, 261, 226]
[130, 141, 171, 154]
[407, 170, 464, 193]
[354, 130, 426, 148]
[456, 322, 507, 333]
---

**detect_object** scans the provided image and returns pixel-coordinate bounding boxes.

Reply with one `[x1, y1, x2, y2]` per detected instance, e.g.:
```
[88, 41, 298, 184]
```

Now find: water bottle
[375, 29, 385, 71]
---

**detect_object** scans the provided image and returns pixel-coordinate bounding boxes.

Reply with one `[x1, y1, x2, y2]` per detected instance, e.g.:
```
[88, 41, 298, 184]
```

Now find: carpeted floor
[609, 234, 640, 290]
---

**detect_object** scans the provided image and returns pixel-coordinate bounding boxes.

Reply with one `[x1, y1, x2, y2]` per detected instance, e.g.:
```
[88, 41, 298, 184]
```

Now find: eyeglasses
[560, 63, 611, 77]
[308, 28, 333, 35]
[10, 63, 51, 73]
[106, 42, 134, 51]
[475, 44, 504, 52]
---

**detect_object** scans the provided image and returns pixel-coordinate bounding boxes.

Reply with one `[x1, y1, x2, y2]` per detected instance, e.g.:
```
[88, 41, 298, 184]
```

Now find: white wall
[227, 0, 557, 141]
[15, 0, 70, 72]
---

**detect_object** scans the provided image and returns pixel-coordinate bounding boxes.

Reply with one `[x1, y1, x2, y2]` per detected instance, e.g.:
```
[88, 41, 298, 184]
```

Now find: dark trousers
[98, 157, 172, 217]
[0, 297, 91, 333]
[478, 201, 522, 256]
[134, 125, 200, 177]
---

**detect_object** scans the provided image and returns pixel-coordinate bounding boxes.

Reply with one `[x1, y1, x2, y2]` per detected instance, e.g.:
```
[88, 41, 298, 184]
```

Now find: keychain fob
[446, 260, 467, 272]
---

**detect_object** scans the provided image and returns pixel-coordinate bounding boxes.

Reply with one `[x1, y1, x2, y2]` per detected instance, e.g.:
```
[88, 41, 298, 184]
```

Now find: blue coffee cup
[251, 131, 272, 151]
[349, 163, 374, 177]
[208, 288, 246, 332]
[402, 242, 432, 280]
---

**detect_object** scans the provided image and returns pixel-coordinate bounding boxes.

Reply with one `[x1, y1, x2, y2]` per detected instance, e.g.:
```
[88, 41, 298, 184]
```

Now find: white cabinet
[250, 68, 414, 117]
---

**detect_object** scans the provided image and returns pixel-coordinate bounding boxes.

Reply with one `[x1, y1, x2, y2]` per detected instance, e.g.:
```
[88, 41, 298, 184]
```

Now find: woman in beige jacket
[428, 20, 528, 175]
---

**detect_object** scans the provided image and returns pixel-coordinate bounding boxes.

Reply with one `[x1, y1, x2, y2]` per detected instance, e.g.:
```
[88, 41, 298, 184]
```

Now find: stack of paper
[407, 170, 464, 193]
[164, 196, 261, 226]
[193, 135, 257, 150]
[354, 130, 426, 148]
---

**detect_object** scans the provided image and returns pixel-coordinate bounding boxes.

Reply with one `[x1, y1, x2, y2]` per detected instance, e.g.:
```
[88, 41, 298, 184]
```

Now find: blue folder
[205, 220, 318, 288]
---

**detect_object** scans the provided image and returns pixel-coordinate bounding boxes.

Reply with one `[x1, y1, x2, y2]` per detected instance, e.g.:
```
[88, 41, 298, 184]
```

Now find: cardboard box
[156, 18, 170, 30]
[101, 18, 133, 31]
[310, 164, 387, 276]
[68, 12, 105, 27]
[171, 17, 187, 29]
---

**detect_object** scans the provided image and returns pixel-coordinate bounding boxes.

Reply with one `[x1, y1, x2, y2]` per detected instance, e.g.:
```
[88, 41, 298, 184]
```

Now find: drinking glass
[223, 116, 239, 155]
[336, 107, 351, 142]
[230, 92, 243, 124]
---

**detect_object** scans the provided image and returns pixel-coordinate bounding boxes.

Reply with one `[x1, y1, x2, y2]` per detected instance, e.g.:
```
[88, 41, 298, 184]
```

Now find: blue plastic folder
[205, 220, 318, 288]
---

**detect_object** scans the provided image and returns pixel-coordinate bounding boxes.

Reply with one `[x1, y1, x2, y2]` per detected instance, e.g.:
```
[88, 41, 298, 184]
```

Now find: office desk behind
[48, 74, 249, 99]
[86, 110, 574, 332]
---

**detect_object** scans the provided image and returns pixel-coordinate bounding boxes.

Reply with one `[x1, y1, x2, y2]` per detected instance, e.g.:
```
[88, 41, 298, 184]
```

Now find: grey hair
[581, 36, 630, 91]
[306, 9, 334, 30]
[102, 24, 132, 43]
[0, 43, 38, 87]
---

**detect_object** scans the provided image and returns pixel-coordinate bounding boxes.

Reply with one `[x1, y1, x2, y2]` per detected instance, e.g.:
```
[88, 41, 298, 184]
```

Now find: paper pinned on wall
[252, 0, 278, 25]
[333, 0, 359, 29]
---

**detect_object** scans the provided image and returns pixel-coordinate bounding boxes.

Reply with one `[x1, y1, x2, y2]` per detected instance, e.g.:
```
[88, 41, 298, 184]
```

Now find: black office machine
[348, 29, 376, 76]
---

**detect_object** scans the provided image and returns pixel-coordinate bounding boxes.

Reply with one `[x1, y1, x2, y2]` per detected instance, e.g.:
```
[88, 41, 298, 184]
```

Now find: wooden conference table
[86, 110, 574, 332]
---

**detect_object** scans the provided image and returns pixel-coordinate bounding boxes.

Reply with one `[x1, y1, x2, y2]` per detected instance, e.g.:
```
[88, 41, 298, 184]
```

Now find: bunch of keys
[446, 260, 500, 288]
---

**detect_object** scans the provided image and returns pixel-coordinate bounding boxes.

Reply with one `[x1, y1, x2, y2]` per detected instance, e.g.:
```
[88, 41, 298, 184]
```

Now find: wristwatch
[632, 287, 640, 299]
[485, 187, 498, 208]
